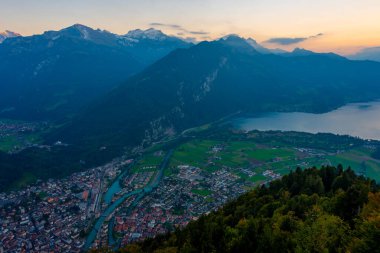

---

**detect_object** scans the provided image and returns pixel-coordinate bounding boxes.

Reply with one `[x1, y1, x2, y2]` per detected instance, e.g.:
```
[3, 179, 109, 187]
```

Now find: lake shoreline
[232, 101, 380, 141]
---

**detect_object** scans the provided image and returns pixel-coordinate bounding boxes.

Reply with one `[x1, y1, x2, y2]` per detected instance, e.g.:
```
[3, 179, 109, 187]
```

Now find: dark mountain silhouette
[0, 24, 190, 120]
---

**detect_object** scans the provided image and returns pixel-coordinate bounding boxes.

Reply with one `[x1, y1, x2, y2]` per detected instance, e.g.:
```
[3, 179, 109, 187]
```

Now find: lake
[234, 101, 380, 140]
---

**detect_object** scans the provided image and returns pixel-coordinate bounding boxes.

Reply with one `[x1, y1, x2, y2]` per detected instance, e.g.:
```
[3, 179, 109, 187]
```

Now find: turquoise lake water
[234, 101, 380, 140]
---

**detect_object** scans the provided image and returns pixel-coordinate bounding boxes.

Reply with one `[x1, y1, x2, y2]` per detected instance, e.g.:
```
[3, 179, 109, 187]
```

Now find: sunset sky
[1, 0, 380, 55]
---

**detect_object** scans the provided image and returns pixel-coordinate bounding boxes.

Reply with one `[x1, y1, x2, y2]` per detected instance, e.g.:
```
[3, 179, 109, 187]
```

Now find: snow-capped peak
[0, 30, 21, 37]
[124, 28, 167, 41]
[246, 38, 259, 45]
[0, 30, 21, 43]
[220, 34, 242, 40]
[71, 23, 90, 30]
[75, 25, 91, 40]
[219, 34, 287, 54]
[61, 24, 95, 40]
[245, 38, 273, 54]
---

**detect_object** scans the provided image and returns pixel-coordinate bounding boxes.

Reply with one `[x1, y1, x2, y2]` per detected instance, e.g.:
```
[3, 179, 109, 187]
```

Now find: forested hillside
[111, 166, 380, 253]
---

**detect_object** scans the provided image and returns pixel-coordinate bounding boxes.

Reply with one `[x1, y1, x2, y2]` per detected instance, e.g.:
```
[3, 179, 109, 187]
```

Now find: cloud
[150, 22, 209, 37]
[310, 33, 324, 38]
[264, 33, 324, 45]
[265, 37, 307, 45]
[149, 22, 181, 29]
[189, 31, 209, 35]
[150, 22, 186, 32]
[149, 22, 164, 26]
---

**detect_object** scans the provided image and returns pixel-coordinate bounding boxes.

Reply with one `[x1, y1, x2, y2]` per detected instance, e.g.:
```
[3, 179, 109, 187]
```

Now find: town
[1, 131, 379, 252]
[0, 156, 131, 252]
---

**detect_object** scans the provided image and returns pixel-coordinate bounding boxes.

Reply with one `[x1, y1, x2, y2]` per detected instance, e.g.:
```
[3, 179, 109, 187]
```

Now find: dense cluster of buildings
[110, 165, 258, 247]
[0, 157, 131, 252]
[121, 171, 155, 190]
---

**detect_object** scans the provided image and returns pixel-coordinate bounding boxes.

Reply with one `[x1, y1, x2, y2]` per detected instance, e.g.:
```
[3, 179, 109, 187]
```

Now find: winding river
[103, 163, 132, 205]
[84, 150, 173, 250]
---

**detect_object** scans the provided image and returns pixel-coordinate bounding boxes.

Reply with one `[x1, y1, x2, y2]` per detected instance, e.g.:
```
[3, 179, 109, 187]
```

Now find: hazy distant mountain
[0, 30, 21, 43]
[120, 28, 191, 64]
[53, 35, 380, 161]
[276, 48, 347, 61]
[0, 24, 190, 120]
[348, 47, 380, 62]
[284, 47, 317, 56]
[245, 38, 272, 53]
[221, 34, 287, 54]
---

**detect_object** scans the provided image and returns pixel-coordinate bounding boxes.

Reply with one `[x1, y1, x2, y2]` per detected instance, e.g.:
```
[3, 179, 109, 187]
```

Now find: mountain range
[0, 24, 190, 120]
[1, 25, 380, 124]
[0, 25, 293, 122]
[348, 47, 380, 62]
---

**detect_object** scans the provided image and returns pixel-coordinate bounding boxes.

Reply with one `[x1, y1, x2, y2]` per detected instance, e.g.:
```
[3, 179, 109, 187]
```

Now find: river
[84, 150, 173, 250]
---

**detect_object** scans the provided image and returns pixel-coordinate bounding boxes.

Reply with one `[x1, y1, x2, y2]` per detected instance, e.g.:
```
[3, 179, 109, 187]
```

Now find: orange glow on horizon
[1, 0, 380, 55]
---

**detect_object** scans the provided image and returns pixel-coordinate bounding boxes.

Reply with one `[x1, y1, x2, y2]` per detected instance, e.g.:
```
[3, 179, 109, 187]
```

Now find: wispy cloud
[149, 23, 181, 29]
[200, 35, 211, 40]
[264, 33, 324, 45]
[310, 33, 324, 38]
[149, 22, 209, 39]
[265, 37, 307, 45]
[189, 31, 209, 35]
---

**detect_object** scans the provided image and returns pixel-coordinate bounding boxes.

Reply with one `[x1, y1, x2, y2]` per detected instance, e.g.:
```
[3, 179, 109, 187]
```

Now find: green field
[131, 152, 164, 173]
[0, 119, 44, 152]
[159, 134, 380, 184]
[191, 188, 213, 196]
[245, 148, 294, 161]
[10, 172, 37, 190]
[170, 140, 220, 167]
[170, 139, 297, 170]
[0, 136, 20, 152]
[0, 134, 41, 152]
[248, 174, 267, 183]
[327, 148, 380, 181]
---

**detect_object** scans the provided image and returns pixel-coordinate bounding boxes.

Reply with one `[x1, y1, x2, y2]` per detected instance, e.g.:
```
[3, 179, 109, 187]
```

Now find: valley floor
[1, 128, 380, 252]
